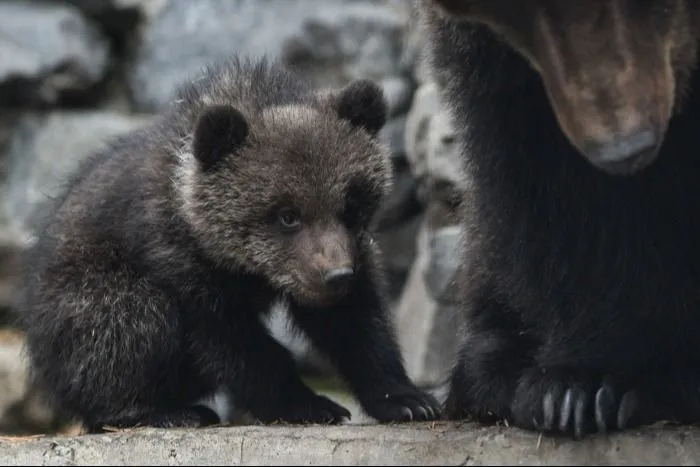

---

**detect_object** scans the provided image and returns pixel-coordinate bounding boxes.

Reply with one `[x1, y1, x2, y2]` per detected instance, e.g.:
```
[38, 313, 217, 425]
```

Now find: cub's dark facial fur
[180, 80, 388, 309]
[19, 56, 441, 432]
[427, 0, 700, 175]
[419, 0, 700, 440]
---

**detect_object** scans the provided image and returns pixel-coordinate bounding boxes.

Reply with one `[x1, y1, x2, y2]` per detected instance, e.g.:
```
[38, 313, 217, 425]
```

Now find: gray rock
[402, 0, 434, 85]
[426, 108, 464, 190]
[0, 112, 150, 314]
[129, 0, 410, 112]
[402, 78, 469, 313]
[379, 115, 408, 162]
[424, 225, 463, 305]
[60, 0, 168, 66]
[379, 76, 414, 118]
[0, 332, 67, 436]
[405, 80, 468, 207]
[0, 1, 110, 107]
[0, 230, 22, 316]
[404, 81, 442, 186]
[2, 111, 152, 242]
[0, 335, 26, 416]
[374, 161, 422, 231]
[393, 216, 461, 387]
[1, 412, 696, 465]
[389, 223, 437, 387]
[372, 156, 424, 300]
[282, 2, 408, 83]
[0, 113, 20, 166]
[62, 0, 167, 17]
[414, 52, 434, 86]
[376, 214, 423, 300]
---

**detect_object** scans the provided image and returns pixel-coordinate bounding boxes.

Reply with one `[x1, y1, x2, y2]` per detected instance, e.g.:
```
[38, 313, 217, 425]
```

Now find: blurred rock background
[0, 0, 465, 435]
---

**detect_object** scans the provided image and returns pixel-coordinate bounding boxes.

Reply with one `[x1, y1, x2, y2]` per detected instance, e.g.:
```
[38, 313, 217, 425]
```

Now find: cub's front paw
[254, 394, 351, 425]
[361, 385, 442, 423]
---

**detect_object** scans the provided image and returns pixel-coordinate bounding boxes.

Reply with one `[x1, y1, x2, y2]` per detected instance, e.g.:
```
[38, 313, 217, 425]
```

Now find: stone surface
[128, 0, 410, 113]
[376, 214, 423, 301]
[379, 76, 414, 119]
[379, 115, 408, 163]
[373, 157, 425, 301]
[2, 110, 152, 243]
[424, 109, 464, 192]
[0, 333, 26, 417]
[404, 81, 442, 189]
[375, 160, 423, 232]
[393, 222, 439, 387]
[396, 77, 467, 370]
[0, 422, 699, 465]
[280, 2, 409, 88]
[394, 216, 461, 387]
[400, 0, 432, 85]
[0, 331, 66, 436]
[424, 225, 462, 305]
[404, 81, 467, 202]
[393, 78, 467, 382]
[0, 230, 23, 316]
[0, 111, 149, 318]
[0, 109, 146, 323]
[0, 1, 111, 107]
[63, 0, 167, 17]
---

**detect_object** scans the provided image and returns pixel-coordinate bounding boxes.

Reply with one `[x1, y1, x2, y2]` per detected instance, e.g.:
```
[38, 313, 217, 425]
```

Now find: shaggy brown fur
[418, 0, 700, 439]
[18, 55, 441, 432]
[426, 0, 700, 175]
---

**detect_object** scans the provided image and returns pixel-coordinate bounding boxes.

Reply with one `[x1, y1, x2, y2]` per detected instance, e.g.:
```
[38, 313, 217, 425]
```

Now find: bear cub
[419, 0, 700, 439]
[19, 55, 441, 432]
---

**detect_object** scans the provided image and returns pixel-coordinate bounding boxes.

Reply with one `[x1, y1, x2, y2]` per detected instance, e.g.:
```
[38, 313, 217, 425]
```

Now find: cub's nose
[323, 267, 354, 288]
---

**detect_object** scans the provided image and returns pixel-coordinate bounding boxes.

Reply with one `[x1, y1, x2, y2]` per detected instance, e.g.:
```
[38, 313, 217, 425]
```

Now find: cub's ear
[193, 105, 249, 170]
[328, 79, 387, 137]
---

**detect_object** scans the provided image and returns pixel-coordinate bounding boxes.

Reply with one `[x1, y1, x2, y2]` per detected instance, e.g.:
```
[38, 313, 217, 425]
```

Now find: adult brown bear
[418, 0, 700, 438]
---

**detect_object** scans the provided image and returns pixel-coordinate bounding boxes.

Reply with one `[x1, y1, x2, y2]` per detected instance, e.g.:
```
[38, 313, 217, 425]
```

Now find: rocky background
[0, 0, 465, 435]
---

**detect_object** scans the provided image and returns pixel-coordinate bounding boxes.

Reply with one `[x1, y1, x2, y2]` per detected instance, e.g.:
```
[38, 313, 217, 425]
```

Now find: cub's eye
[278, 208, 301, 231]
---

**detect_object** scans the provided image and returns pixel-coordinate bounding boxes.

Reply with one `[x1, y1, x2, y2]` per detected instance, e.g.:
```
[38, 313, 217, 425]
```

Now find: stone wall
[0, 0, 465, 435]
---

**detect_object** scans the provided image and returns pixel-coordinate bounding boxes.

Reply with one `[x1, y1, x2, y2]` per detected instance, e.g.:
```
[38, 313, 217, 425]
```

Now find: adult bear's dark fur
[418, 0, 700, 438]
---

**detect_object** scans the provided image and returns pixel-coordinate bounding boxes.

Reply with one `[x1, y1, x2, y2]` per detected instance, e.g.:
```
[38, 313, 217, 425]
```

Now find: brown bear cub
[18, 56, 441, 432]
[419, 0, 700, 439]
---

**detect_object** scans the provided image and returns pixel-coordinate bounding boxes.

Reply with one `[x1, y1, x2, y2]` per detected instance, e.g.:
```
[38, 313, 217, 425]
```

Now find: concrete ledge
[1, 422, 699, 465]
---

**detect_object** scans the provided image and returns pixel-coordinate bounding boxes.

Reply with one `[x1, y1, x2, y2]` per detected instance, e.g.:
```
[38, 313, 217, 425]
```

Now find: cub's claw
[255, 394, 351, 425]
[362, 386, 442, 423]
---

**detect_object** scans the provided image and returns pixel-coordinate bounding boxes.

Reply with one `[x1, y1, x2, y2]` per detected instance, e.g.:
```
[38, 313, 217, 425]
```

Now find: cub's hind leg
[23, 262, 193, 432]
